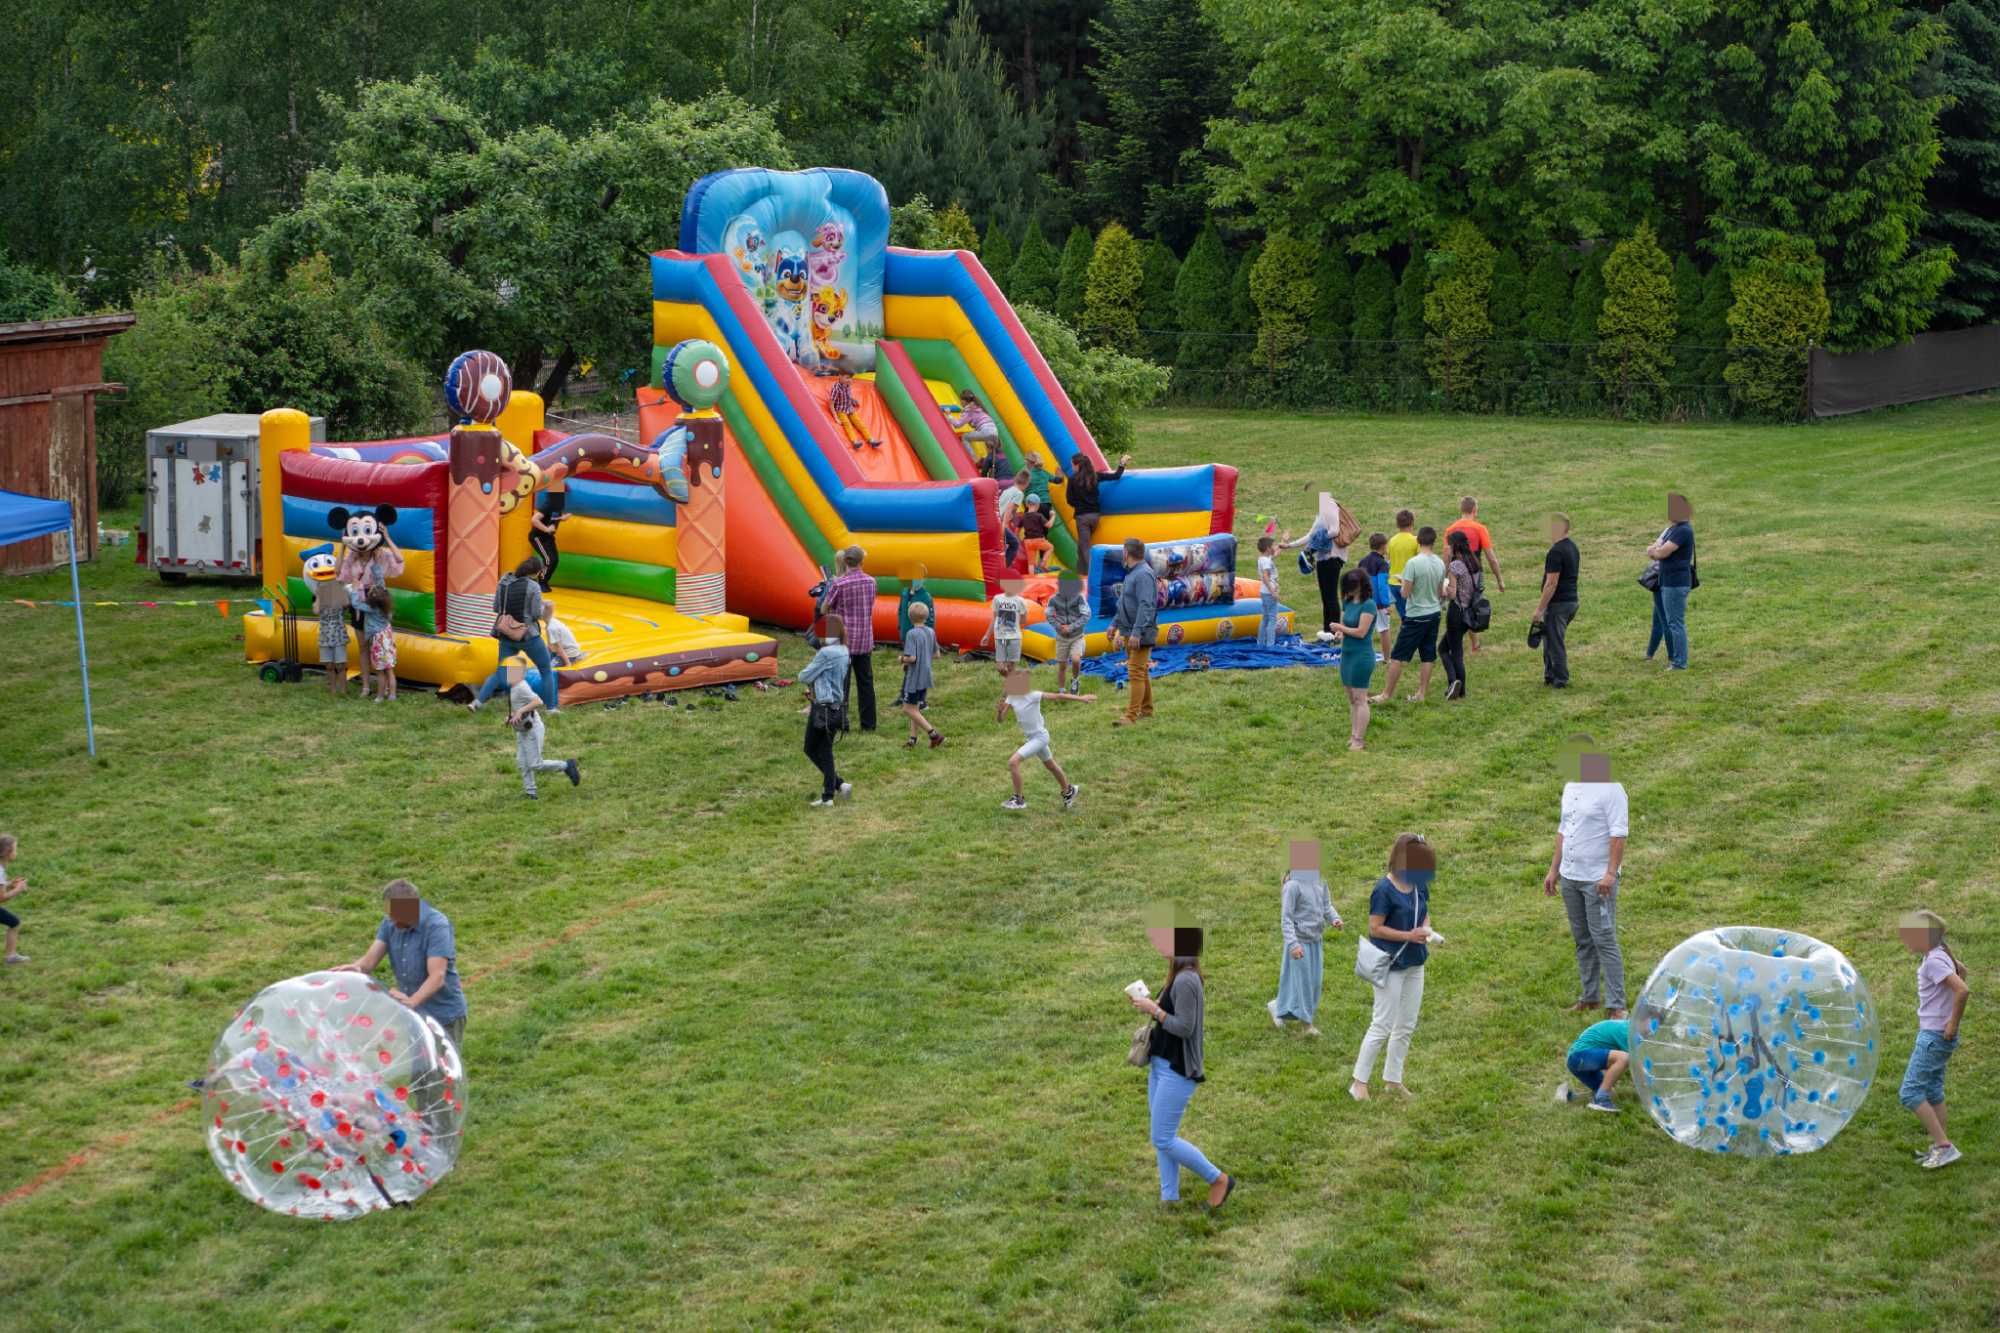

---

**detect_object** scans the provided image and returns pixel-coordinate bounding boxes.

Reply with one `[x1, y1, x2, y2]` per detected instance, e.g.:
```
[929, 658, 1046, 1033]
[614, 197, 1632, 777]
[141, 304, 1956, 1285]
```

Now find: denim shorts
[1566, 1047, 1614, 1092]
[1899, 1029, 1957, 1108]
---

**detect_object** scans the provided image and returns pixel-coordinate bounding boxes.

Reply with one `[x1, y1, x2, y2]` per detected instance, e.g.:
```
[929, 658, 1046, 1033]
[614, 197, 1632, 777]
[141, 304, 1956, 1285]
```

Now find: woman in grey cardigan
[1268, 846, 1344, 1035]
[1128, 929, 1236, 1209]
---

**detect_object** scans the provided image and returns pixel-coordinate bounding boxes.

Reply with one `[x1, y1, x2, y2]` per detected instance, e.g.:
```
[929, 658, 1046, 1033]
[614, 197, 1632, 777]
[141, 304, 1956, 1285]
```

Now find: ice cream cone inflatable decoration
[656, 341, 732, 617]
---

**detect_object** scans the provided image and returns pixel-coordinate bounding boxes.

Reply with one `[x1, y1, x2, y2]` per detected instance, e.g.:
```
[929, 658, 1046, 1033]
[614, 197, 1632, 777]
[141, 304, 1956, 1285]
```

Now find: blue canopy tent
[0, 489, 96, 755]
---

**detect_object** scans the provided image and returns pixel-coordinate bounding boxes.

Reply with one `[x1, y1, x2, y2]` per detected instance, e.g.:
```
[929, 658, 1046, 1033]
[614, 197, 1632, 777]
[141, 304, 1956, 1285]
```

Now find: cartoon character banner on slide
[680, 168, 889, 372]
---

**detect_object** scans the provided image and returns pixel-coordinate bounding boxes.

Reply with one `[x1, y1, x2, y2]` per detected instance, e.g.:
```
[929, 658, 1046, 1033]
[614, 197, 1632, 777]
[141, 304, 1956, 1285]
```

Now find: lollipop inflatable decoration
[1633, 926, 1878, 1157]
[661, 339, 730, 412]
[444, 349, 513, 424]
[202, 971, 467, 1219]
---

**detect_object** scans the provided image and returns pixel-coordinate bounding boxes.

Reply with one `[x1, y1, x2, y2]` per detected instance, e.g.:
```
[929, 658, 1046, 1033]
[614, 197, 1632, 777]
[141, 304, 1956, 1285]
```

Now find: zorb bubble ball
[203, 971, 467, 1219]
[1633, 927, 1878, 1158]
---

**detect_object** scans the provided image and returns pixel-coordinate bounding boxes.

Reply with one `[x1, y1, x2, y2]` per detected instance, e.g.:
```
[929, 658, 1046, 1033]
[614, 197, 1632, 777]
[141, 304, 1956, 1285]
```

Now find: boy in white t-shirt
[1255, 534, 1281, 646]
[505, 660, 581, 799]
[995, 669, 1092, 812]
[981, 578, 1030, 674]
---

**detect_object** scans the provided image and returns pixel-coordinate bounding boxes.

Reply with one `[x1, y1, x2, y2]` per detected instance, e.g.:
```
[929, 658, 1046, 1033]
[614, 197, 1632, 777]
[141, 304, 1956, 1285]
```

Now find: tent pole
[67, 519, 96, 757]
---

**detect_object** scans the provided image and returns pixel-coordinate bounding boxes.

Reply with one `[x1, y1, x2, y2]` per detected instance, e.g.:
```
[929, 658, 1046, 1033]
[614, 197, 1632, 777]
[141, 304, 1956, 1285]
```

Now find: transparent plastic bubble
[202, 971, 467, 1219]
[1633, 927, 1877, 1158]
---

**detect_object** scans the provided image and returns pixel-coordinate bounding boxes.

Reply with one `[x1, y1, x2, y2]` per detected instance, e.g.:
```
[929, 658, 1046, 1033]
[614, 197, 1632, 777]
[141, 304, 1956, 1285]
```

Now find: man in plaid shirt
[820, 546, 879, 731]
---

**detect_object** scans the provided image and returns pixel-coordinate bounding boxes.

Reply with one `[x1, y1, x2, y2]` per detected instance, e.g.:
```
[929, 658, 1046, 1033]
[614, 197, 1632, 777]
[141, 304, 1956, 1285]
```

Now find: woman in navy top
[1645, 492, 1695, 670]
[1350, 833, 1439, 1101]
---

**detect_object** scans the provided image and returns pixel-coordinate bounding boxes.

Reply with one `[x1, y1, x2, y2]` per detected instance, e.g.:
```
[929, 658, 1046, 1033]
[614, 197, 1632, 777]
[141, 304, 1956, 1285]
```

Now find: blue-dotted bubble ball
[1632, 926, 1878, 1158]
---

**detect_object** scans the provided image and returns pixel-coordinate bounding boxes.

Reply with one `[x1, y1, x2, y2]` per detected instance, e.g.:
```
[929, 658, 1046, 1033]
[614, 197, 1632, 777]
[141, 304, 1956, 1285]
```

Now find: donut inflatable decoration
[444, 350, 513, 424]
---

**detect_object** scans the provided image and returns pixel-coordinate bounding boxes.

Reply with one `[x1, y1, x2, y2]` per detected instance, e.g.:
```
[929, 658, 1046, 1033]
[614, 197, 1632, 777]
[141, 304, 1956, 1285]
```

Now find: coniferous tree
[1056, 224, 1095, 323]
[1393, 247, 1428, 401]
[933, 202, 980, 253]
[1349, 256, 1397, 396]
[980, 223, 1015, 297]
[1567, 248, 1609, 405]
[1670, 254, 1704, 397]
[1727, 243, 1830, 417]
[1227, 241, 1263, 369]
[1250, 233, 1319, 372]
[1486, 246, 1525, 409]
[1523, 252, 1572, 399]
[1010, 221, 1059, 307]
[1172, 222, 1232, 374]
[1692, 263, 1734, 403]
[1083, 222, 1146, 353]
[1424, 220, 1496, 406]
[1924, 0, 2000, 325]
[1592, 221, 1677, 415]
[1139, 239, 1182, 366]
[1309, 254, 1353, 374]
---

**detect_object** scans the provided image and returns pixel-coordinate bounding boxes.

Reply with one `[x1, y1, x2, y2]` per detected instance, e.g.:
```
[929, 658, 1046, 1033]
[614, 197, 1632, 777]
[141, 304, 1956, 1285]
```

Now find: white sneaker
[1062, 783, 1081, 810]
[1001, 796, 1027, 811]
[1554, 1081, 1576, 1104]
[4, 953, 28, 965]
[837, 782, 853, 801]
[1266, 998, 1284, 1030]
[809, 796, 832, 808]
[1923, 1144, 1962, 1170]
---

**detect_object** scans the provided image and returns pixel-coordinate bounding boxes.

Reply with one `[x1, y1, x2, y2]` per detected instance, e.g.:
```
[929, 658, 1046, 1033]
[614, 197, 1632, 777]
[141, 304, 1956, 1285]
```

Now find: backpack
[1464, 567, 1492, 633]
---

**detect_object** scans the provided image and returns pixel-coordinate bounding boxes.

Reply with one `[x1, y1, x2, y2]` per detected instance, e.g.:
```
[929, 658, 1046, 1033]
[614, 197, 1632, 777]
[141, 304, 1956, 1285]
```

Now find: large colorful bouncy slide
[645, 167, 1279, 654]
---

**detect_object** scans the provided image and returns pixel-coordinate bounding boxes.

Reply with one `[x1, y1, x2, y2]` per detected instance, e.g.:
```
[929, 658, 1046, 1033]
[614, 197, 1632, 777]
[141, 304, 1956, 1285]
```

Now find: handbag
[808, 696, 848, 732]
[1127, 1020, 1153, 1067]
[1637, 560, 1662, 593]
[493, 576, 530, 642]
[1354, 887, 1426, 988]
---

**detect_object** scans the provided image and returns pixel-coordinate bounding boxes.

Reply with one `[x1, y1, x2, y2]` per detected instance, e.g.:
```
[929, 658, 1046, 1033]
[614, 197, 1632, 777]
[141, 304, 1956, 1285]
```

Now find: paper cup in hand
[1124, 980, 1150, 1001]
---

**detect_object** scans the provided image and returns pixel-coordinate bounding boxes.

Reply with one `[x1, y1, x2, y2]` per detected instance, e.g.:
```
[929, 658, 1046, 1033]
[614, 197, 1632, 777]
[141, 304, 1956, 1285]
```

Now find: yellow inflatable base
[245, 589, 779, 701]
[1018, 604, 1292, 661]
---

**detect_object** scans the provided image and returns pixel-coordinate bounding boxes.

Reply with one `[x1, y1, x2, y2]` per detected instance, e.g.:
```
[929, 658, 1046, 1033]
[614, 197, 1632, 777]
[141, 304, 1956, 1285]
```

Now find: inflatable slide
[643, 167, 1282, 654]
[244, 350, 778, 702]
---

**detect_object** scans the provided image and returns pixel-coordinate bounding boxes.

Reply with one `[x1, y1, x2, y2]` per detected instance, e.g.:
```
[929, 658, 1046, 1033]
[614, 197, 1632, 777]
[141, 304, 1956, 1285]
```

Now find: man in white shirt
[1542, 741, 1630, 1017]
[541, 602, 584, 667]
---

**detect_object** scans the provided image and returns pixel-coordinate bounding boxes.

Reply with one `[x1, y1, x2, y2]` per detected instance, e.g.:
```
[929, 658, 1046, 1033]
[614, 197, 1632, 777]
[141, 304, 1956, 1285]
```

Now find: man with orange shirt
[1445, 497, 1505, 651]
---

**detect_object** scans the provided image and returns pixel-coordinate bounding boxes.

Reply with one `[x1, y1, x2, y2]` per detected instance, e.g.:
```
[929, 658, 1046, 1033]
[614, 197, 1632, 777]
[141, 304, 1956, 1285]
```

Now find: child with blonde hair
[897, 601, 945, 749]
[1897, 909, 1970, 1169]
[0, 833, 28, 964]
[362, 584, 397, 701]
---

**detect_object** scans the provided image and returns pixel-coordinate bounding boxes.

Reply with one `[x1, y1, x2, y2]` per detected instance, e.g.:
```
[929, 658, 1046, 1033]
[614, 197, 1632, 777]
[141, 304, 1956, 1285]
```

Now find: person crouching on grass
[1556, 1013, 1642, 1113]
[996, 668, 1090, 812]
[506, 659, 580, 800]
[897, 601, 945, 749]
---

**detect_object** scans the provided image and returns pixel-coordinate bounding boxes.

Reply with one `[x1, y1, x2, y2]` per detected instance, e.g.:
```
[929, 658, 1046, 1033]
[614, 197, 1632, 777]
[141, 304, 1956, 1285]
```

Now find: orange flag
[217, 600, 230, 618]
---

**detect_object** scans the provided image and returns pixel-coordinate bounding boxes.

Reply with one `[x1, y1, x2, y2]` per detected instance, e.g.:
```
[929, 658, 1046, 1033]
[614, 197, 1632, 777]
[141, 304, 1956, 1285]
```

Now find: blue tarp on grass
[1079, 636, 1383, 687]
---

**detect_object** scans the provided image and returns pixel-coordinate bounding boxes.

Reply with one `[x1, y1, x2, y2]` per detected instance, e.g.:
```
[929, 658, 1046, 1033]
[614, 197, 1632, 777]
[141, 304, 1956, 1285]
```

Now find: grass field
[2, 398, 1997, 1330]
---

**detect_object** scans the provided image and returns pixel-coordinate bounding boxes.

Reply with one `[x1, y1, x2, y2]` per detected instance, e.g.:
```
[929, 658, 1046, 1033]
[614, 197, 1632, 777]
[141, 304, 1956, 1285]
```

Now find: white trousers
[1352, 965, 1425, 1084]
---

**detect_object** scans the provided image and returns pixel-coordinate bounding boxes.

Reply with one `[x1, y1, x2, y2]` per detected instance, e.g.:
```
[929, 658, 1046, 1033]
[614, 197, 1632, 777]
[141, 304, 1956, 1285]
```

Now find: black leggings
[528, 527, 559, 591]
[1313, 557, 1345, 634]
[804, 721, 842, 798]
[1440, 606, 1469, 695]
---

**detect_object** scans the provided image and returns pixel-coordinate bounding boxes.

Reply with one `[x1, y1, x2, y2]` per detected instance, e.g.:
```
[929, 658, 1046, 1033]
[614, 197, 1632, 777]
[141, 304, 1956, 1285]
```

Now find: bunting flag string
[7, 597, 255, 617]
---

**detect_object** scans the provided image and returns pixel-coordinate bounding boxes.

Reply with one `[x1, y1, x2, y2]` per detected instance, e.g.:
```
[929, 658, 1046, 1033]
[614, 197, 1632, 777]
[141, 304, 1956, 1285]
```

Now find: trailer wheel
[259, 663, 285, 684]
[159, 571, 189, 585]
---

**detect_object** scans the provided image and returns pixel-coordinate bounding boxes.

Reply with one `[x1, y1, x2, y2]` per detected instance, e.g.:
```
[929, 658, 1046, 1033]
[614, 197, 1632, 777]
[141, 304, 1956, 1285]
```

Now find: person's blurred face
[1668, 492, 1693, 523]
[1004, 669, 1032, 697]
[1579, 752, 1612, 783]
[1549, 516, 1569, 542]
[506, 662, 526, 686]
[386, 896, 420, 928]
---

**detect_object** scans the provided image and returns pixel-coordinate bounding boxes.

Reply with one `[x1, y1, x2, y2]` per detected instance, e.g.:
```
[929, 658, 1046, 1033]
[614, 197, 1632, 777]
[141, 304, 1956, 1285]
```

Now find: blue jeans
[474, 634, 559, 709]
[1899, 1030, 1957, 1108]
[1567, 1047, 1614, 1093]
[1648, 585, 1689, 668]
[1257, 592, 1279, 646]
[1147, 1056, 1219, 1201]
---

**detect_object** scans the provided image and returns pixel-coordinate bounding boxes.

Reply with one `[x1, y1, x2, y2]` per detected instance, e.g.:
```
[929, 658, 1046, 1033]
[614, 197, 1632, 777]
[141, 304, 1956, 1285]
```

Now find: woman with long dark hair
[800, 613, 853, 807]
[470, 555, 560, 712]
[528, 480, 566, 591]
[1128, 918, 1236, 1209]
[1328, 568, 1378, 750]
[1066, 450, 1130, 566]
[1440, 528, 1476, 701]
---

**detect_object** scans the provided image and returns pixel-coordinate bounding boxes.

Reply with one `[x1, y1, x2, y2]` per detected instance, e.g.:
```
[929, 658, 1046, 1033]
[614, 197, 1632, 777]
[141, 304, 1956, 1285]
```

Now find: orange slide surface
[797, 373, 931, 484]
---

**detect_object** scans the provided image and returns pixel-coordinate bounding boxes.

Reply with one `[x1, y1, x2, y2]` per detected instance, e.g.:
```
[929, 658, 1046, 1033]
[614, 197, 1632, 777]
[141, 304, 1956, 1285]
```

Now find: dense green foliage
[1227, 241, 1263, 369]
[1486, 245, 1526, 402]
[1393, 247, 1428, 394]
[0, 248, 81, 323]
[1082, 222, 1146, 354]
[978, 224, 1015, 297]
[1138, 239, 1182, 366]
[1012, 303, 1169, 453]
[931, 202, 981, 253]
[1593, 222, 1678, 414]
[96, 254, 429, 506]
[1349, 256, 1398, 394]
[1924, 0, 2000, 325]
[1008, 221, 1059, 307]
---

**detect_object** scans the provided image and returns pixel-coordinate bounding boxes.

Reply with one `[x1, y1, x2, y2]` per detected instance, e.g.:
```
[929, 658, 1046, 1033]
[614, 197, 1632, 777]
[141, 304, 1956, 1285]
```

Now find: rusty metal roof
[0, 314, 137, 347]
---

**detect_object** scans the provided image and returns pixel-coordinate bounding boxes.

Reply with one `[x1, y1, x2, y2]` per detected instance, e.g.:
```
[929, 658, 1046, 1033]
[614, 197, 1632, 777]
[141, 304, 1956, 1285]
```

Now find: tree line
[0, 0, 1995, 502]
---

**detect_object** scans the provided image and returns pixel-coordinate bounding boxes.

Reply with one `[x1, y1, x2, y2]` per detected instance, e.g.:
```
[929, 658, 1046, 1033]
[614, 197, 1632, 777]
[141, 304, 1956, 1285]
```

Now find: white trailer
[140, 413, 323, 582]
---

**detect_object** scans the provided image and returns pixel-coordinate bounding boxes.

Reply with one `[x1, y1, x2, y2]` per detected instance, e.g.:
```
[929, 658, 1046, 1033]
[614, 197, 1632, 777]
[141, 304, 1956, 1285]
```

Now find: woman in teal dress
[1330, 568, 1378, 750]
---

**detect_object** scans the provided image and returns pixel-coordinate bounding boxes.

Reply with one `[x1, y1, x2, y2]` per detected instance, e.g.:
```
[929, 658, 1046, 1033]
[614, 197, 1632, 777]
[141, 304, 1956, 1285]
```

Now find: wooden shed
[0, 314, 134, 574]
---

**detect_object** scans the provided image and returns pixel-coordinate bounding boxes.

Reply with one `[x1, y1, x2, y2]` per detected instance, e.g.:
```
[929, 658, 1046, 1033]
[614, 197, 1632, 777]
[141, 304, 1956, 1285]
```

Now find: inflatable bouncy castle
[643, 167, 1281, 652]
[243, 345, 778, 702]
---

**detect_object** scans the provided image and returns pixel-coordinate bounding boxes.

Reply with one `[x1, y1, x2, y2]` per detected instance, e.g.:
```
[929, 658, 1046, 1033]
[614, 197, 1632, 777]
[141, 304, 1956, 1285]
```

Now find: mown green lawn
[2, 398, 1996, 1330]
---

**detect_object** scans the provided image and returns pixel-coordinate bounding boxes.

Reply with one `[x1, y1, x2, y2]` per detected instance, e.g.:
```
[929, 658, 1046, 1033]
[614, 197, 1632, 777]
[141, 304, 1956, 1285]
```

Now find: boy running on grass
[898, 601, 945, 749]
[506, 660, 581, 799]
[996, 669, 1091, 812]
[0, 833, 28, 964]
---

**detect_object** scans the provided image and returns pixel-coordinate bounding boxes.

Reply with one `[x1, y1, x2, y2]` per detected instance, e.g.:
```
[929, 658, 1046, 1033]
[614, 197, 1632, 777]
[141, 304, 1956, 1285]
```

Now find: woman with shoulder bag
[799, 613, 853, 807]
[1127, 912, 1236, 1210]
[1351, 833, 1442, 1101]
[1440, 529, 1477, 701]
[469, 556, 560, 713]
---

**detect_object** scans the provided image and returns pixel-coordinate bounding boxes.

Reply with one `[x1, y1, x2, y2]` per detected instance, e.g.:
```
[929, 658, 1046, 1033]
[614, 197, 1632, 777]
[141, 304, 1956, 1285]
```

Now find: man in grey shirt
[334, 879, 468, 1049]
[1109, 538, 1159, 727]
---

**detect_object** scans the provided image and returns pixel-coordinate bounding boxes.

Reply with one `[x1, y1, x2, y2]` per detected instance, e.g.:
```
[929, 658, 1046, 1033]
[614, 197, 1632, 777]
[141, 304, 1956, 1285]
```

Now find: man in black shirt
[1531, 513, 1581, 688]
